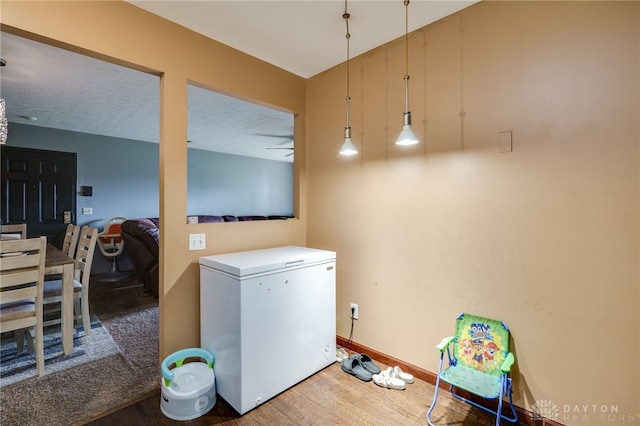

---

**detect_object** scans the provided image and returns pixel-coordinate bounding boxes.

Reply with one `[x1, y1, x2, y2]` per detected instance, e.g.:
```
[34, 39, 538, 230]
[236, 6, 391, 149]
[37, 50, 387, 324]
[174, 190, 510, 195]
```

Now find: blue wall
[188, 148, 293, 217]
[6, 122, 294, 224]
[6, 123, 159, 228]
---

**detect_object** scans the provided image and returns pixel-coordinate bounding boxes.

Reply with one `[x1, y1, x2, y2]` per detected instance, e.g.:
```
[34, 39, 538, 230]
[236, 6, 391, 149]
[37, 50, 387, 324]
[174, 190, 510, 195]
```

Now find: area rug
[0, 317, 119, 387]
[0, 280, 159, 426]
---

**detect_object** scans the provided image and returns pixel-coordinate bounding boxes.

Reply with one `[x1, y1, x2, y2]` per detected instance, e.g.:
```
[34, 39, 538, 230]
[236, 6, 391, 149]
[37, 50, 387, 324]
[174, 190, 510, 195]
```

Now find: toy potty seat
[160, 348, 216, 421]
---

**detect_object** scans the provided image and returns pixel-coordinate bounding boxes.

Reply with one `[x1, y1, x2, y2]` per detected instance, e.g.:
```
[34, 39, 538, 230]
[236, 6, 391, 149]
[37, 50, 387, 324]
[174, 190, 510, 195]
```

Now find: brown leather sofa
[121, 215, 291, 297]
[121, 218, 160, 297]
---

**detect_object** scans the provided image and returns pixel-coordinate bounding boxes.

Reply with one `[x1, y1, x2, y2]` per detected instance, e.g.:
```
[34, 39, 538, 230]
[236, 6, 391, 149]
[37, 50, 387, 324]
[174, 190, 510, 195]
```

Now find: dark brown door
[1, 146, 77, 247]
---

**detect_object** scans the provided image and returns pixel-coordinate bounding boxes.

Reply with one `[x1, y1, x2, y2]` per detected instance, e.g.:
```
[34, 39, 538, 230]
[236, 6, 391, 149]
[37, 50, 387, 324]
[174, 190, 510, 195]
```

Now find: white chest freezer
[199, 246, 336, 415]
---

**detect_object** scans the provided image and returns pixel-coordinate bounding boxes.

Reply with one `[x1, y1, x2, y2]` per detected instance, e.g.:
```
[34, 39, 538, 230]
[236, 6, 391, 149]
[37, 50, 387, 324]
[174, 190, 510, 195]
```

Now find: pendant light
[395, 0, 419, 146]
[0, 58, 7, 145]
[0, 99, 7, 145]
[339, 0, 358, 156]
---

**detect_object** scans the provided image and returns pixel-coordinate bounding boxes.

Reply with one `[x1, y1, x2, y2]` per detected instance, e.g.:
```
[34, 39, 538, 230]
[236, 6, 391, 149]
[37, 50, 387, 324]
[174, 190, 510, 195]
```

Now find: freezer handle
[285, 259, 304, 268]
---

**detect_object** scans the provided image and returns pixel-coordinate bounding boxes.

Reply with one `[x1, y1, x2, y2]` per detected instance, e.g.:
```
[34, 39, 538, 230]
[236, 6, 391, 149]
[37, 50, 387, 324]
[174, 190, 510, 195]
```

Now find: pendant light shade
[340, 137, 358, 156]
[395, 0, 419, 146]
[396, 119, 419, 146]
[0, 98, 7, 145]
[339, 1, 358, 156]
[340, 126, 358, 155]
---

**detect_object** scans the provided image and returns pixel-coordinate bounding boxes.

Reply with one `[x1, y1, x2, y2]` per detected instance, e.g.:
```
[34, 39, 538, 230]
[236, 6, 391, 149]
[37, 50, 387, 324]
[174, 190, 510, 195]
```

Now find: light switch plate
[189, 233, 206, 251]
[82, 207, 93, 215]
[497, 131, 512, 153]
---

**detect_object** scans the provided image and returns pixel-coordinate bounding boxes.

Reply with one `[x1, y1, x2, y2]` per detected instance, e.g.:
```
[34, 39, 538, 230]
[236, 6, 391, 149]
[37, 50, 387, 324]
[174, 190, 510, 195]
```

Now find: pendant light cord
[404, 0, 409, 77]
[344, 0, 351, 129]
[403, 0, 410, 114]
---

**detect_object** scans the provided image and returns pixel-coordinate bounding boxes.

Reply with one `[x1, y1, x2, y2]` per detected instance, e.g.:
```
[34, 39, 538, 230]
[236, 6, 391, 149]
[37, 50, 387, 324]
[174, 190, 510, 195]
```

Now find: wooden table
[45, 243, 75, 355]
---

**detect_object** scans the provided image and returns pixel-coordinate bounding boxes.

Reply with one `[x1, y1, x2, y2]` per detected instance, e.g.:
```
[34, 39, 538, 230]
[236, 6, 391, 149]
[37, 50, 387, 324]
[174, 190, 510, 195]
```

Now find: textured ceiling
[0, 1, 476, 163]
[1, 32, 161, 145]
[0, 32, 295, 162]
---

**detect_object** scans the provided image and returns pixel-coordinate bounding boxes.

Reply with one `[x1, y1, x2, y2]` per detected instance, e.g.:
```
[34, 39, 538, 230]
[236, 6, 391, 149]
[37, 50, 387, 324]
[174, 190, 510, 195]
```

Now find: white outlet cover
[189, 233, 206, 251]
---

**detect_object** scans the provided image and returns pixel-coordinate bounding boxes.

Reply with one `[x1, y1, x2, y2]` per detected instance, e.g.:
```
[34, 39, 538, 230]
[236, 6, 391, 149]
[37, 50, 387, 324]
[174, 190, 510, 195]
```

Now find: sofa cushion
[196, 215, 225, 223]
[238, 215, 268, 221]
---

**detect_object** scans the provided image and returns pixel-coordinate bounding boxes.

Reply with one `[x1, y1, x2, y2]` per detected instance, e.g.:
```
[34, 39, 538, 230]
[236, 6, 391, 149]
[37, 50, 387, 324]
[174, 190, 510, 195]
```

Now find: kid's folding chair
[426, 313, 518, 426]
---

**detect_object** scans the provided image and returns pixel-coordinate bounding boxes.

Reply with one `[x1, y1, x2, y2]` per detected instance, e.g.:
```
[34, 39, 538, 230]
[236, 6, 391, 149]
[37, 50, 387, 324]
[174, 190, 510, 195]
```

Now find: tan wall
[1, 1, 307, 356]
[307, 1, 639, 423]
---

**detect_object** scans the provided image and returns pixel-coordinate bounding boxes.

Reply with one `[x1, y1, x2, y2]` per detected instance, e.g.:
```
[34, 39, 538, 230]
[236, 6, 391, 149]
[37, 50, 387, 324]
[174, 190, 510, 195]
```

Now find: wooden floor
[87, 360, 499, 426]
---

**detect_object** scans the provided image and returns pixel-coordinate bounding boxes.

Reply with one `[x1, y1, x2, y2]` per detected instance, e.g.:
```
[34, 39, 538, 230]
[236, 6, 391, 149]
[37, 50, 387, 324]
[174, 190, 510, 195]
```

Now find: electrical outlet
[350, 303, 359, 320]
[188, 233, 206, 251]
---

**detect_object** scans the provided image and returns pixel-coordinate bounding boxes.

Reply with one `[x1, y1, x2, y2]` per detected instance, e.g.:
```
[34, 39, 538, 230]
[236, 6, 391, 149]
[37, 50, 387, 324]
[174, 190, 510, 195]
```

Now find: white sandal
[372, 367, 406, 390]
[391, 366, 414, 384]
[336, 347, 349, 362]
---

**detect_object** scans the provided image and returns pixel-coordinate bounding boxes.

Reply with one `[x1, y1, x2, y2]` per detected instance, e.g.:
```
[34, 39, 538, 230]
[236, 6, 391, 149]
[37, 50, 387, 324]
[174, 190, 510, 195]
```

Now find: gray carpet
[0, 316, 119, 387]
[0, 278, 159, 426]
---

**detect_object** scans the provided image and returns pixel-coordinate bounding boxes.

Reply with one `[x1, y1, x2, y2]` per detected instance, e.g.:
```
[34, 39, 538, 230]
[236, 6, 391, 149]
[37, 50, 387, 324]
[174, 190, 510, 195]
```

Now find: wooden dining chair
[43, 226, 98, 335]
[1, 223, 27, 240]
[0, 236, 47, 376]
[61, 224, 80, 258]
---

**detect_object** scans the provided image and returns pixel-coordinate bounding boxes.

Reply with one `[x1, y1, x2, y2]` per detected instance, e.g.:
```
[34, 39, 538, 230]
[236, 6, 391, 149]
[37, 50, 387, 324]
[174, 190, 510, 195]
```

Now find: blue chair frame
[426, 313, 518, 426]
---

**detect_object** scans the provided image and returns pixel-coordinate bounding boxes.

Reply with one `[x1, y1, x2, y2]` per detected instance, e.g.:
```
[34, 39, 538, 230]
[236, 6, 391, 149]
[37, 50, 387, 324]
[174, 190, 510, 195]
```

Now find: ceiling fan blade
[255, 133, 294, 139]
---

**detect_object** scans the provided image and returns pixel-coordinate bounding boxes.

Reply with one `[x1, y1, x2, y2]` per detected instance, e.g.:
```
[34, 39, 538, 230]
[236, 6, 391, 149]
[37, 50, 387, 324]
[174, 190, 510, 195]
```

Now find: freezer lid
[199, 245, 336, 277]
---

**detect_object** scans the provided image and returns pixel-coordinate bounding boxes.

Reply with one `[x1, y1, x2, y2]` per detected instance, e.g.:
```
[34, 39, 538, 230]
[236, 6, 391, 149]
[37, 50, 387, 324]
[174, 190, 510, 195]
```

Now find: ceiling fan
[260, 133, 294, 157]
[265, 147, 294, 157]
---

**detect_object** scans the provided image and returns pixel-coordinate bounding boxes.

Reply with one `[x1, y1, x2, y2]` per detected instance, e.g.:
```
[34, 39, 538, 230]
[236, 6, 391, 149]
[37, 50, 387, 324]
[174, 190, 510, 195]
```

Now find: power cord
[339, 316, 355, 352]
